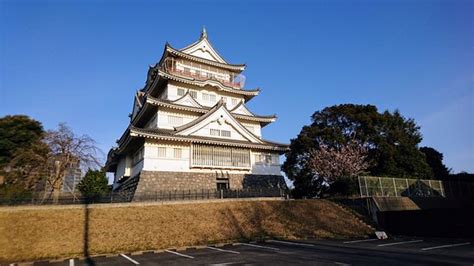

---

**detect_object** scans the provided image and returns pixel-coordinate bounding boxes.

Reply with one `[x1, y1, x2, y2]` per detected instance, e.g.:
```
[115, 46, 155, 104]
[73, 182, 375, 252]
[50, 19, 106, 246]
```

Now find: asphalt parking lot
[28, 236, 474, 265]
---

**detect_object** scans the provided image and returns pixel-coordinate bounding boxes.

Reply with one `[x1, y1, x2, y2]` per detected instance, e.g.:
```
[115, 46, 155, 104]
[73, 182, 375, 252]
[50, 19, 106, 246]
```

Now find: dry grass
[0, 199, 373, 262]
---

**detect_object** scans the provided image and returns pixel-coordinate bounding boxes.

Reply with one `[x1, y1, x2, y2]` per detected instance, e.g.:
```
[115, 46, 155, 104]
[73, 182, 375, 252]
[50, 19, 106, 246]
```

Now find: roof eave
[165, 44, 246, 72]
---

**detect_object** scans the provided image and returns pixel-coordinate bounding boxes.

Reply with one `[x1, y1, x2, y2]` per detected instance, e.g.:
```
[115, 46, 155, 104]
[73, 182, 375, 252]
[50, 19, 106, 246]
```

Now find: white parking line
[165, 249, 195, 259]
[120, 253, 140, 264]
[377, 240, 423, 247]
[207, 246, 240, 254]
[267, 240, 315, 247]
[343, 239, 379, 244]
[421, 242, 471, 251]
[239, 243, 280, 251]
[209, 262, 242, 266]
[334, 262, 351, 266]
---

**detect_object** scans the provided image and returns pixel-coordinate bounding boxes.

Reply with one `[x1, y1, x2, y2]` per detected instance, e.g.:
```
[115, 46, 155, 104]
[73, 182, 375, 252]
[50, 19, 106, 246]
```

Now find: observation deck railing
[162, 58, 245, 89]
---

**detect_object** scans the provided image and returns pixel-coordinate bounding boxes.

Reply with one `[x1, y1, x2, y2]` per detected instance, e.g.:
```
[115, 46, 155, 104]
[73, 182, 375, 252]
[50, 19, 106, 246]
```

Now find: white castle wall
[166, 83, 244, 109]
[141, 141, 281, 175]
[115, 155, 133, 183]
[156, 109, 198, 130]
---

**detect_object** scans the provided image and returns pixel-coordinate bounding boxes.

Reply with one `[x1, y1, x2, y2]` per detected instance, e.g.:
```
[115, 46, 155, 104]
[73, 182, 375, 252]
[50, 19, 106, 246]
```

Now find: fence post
[378, 177, 383, 196]
[393, 178, 398, 197]
[364, 177, 369, 197]
[428, 180, 432, 197]
[439, 180, 445, 197]
[220, 189, 223, 199]
[358, 176, 363, 197]
[406, 178, 410, 197]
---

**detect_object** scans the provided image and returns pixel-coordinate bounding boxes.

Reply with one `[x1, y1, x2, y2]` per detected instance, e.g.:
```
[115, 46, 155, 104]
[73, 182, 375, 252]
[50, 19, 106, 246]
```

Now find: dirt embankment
[0, 199, 373, 262]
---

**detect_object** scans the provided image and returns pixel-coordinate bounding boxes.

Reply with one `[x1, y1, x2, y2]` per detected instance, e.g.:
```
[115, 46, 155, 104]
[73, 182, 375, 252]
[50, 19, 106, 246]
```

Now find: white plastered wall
[241, 121, 262, 137]
[142, 140, 281, 175]
[115, 155, 133, 182]
[191, 120, 248, 141]
[143, 142, 191, 172]
[157, 109, 199, 130]
[166, 83, 244, 109]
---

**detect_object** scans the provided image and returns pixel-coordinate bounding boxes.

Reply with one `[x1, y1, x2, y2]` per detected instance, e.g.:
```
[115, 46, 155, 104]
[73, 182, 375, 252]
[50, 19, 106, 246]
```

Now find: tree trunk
[53, 161, 62, 203]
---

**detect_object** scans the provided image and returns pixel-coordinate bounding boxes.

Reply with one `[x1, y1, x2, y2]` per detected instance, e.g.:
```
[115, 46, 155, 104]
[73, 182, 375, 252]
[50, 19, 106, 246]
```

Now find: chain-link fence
[358, 176, 474, 198]
[0, 188, 288, 206]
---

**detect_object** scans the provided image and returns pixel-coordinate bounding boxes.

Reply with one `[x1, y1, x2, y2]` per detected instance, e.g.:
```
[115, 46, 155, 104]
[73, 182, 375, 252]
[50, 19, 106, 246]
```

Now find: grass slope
[0, 199, 373, 262]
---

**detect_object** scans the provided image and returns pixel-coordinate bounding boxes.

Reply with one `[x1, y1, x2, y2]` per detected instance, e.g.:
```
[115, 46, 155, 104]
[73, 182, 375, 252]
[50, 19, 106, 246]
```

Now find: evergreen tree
[0, 115, 44, 167]
[420, 146, 450, 179]
[77, 170, 109, 201]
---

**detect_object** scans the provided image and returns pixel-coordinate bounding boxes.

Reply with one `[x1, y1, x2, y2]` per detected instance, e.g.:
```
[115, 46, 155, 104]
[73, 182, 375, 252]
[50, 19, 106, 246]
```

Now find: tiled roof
[145, 96, 277, 124]
[165, 44, 245, 71]
[129, 125, 289, 151]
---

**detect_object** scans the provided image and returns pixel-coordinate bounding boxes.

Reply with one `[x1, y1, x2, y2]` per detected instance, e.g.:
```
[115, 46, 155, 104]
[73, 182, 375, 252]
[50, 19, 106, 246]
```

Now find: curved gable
[230, 101, 254, 116]
[175, 101, 263, 143]
[180, 29, 228, 64]
[171, 91, 203, 108]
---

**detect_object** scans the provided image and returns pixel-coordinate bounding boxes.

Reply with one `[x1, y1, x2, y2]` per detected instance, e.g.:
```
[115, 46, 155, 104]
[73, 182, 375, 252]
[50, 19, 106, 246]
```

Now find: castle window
[177, 88, 185, 96]
[210, 129, 231, 138]
[173, 148, 182, 159]
[189, 90, 198, 99]
[168, 115, 183, 126]
[202, 93, 217, 105]
[232, 98, 239, 106]
[272, 155, 279, 164]
[192, 144, 250, 169]
[255, 154, 273, 164]
[221, 130, 231, 137]
[210, 129, 220, 136]
[157, 147, 167, 158]
[209, 94, 216, 103]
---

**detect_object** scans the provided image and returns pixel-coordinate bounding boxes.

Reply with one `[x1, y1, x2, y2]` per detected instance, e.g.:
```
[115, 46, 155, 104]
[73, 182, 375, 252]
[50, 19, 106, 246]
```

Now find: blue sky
[1, 0, 473, 173]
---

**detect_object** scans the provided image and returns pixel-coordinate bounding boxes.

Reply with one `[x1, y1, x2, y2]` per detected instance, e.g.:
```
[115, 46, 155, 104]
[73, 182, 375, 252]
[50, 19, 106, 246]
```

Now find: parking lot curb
[153, 249, 166, 254]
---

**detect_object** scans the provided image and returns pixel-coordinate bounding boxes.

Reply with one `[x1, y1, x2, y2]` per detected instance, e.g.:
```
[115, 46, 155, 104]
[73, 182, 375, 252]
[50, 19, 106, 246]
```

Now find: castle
[105, 29, 288, 196]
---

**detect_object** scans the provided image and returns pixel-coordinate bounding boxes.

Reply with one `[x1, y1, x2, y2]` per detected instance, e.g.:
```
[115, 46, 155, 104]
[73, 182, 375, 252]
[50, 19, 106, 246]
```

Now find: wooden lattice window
[192, 144, 250, 169]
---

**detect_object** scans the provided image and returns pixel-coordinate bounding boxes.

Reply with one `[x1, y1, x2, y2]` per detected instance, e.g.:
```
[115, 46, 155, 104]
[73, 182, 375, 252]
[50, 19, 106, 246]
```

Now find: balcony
[162, 58, 246, 89]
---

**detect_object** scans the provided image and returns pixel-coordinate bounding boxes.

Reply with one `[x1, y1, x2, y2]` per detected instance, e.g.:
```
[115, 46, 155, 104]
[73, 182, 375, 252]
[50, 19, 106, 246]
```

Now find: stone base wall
[133, 171, 287, 193]
[113, 175, 141, 201]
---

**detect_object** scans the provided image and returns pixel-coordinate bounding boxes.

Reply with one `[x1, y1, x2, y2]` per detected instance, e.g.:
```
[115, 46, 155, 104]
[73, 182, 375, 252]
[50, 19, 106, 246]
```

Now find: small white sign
[375, 231, 388, 239]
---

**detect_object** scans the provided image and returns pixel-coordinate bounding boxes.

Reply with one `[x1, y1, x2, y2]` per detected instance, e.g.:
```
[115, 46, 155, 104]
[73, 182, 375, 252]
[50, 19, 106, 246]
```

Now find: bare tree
[43, 123, 102, 202]
[307, 141, 369, 183]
